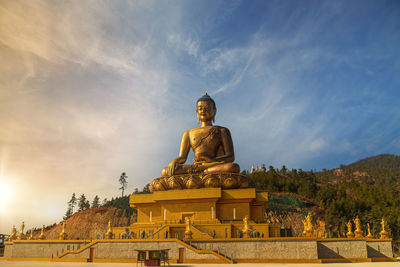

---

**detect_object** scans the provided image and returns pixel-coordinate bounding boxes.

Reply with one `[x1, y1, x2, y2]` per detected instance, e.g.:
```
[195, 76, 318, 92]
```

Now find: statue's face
[196, 100, 216, 122]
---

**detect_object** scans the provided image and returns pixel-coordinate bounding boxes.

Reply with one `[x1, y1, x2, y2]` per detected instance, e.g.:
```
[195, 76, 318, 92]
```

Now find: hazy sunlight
[0, 177, 14, 214]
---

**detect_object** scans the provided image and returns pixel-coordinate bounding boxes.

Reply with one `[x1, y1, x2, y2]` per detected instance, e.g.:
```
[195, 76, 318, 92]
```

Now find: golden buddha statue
[8, 225, 17, 241]
[17, 221, 25, 240]
[105, 220, 113, 239]
[354, 216, 363, 238]
[380, 217, 388, 239]
[303, 212, 314, 237]
[242, 216, 250, 238]
[184, 217, 192, 240]
[150, 93, 248, 191]
[366, 223, 373, 239]
[28, 228, 34, 240]
[38, 225, 46, 240]
[59, 221, 67, 240]
[346, 220, 355, 238]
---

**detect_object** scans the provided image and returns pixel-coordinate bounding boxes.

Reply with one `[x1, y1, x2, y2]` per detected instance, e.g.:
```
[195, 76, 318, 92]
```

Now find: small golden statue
[303, 212, 314, 237]
[28, 228, 34, 240]
[346, 220, 355, 238]
[184, 217, 192, 241]
[105, 220, 113, 239]
[17, 221, 25, 240]
[8, 225, 17, 241]
[315, 220, 327, 238]
[38, 225, 46, 240]
[59, 221, 67, 240]
[380, 217, 388, 239]
[366, 223, 373, 239]
[354, 216, 363, 238]
[150, 93, 249, 191]
[242, 216, 250, 238]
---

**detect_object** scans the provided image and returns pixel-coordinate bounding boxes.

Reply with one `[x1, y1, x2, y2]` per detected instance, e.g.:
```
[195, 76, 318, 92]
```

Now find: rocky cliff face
[31, 206, 134, 240]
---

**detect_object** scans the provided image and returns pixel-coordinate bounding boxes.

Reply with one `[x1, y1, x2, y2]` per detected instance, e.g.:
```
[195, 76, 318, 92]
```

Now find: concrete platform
[0, 261, 400, 267]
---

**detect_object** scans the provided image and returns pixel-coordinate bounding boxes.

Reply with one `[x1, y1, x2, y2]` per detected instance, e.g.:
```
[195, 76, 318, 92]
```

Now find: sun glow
[0, 177, 15, 214]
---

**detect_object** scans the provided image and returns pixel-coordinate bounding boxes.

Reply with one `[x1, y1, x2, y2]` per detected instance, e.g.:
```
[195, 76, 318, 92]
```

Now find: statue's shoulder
[182, 129, 192, 138]
[213, 125, 231, 133]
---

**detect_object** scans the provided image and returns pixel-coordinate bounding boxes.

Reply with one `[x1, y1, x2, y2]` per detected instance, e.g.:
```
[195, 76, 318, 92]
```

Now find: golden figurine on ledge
[150, 93, 249, 191]
[366, 223, 373, 238]
[105, 220, 113, 239]
[354, 216, 363, 238]
[346, 220, 355, 238]
[380, 217, 388, 239]
[59, 221, 67, 240]
[17, 221, 25, 240]
[38, 225, 46, 240]
[242, 216, 250, 238]
[184, 217, 193, 240]
[303, 212, 314, 237]
[8, 225, 17, 241]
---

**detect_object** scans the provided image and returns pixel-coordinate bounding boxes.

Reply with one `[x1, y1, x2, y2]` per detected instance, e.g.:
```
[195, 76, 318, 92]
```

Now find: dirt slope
[31, 206, 134, 240]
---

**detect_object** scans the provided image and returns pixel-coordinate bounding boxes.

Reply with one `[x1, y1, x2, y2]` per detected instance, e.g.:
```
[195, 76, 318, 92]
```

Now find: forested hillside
[346, 154, 400, 170]
[34, 154, 400, 253]
[248, 154, 400, 240]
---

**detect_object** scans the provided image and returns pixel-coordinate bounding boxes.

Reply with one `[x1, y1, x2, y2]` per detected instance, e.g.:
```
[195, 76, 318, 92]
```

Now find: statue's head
[196, 93, 216, 123]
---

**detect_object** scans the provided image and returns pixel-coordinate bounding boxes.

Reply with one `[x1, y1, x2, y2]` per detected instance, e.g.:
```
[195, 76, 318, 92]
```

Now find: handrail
[55, 240, 98, 259]
[190, 224, 214, 240]
[54, 238, 232, 263]
[174, 239, 233, 264]
[151, 224, 170, 237]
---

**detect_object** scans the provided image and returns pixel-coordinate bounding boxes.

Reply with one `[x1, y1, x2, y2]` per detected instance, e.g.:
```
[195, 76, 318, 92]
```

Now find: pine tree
[63, 206, 73, 220]
[142, 184, 150, 193]
[85, 200, 90, 210]
[78, 194, 87, 211]
[92, 195, 100, 208]
[68, 193, 77, 213]
[119, 172, 128, 197]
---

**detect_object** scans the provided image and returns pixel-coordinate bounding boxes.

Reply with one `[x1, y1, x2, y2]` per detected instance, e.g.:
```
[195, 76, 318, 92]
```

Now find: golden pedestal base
[113, 187, 278, 240]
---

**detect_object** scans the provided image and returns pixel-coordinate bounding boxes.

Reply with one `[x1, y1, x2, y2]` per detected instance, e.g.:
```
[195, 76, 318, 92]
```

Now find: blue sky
[0, 0, 399, 233]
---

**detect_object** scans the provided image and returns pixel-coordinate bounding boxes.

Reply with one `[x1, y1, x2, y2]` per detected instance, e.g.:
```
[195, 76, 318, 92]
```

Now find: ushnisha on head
[196, 93, 217, 124]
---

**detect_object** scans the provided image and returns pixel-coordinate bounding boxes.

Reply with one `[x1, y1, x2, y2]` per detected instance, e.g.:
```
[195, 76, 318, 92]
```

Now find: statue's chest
[190, 127, 221, 149]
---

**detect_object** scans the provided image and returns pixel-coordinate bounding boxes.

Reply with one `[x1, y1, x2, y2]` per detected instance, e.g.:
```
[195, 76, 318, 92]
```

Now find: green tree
[119, 172, 128, 197]
[78, 194, 88, 211]
[92, 195, 100, 208]
[142, 184, 150, 193]
[68, 193, 77, 213]
[280, 165, 287, 175]
[63, 206, 73, 220]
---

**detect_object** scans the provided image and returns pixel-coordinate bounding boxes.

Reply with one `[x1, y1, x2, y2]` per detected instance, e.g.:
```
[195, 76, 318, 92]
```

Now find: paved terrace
[0, 261, 400, 267]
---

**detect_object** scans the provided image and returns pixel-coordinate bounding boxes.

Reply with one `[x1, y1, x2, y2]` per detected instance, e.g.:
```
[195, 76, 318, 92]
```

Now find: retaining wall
[2, 238, 394, 263]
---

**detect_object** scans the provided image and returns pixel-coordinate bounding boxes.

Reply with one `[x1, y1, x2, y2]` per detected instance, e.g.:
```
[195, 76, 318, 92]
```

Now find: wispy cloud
[1, 0, 399, 233]
[168, 34, 200, 57]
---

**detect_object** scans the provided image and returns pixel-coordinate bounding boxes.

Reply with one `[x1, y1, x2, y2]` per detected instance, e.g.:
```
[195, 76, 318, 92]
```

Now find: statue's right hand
[167, 159, 179, 176]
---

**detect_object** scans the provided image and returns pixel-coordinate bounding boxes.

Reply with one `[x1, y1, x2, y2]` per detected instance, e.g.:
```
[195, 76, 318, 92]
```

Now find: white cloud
[167, 34, 199, 57]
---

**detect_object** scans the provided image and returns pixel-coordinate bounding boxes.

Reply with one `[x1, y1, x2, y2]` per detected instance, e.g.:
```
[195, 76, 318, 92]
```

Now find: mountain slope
[31, 206, 134, 240]
[346, 154, 400, 170]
